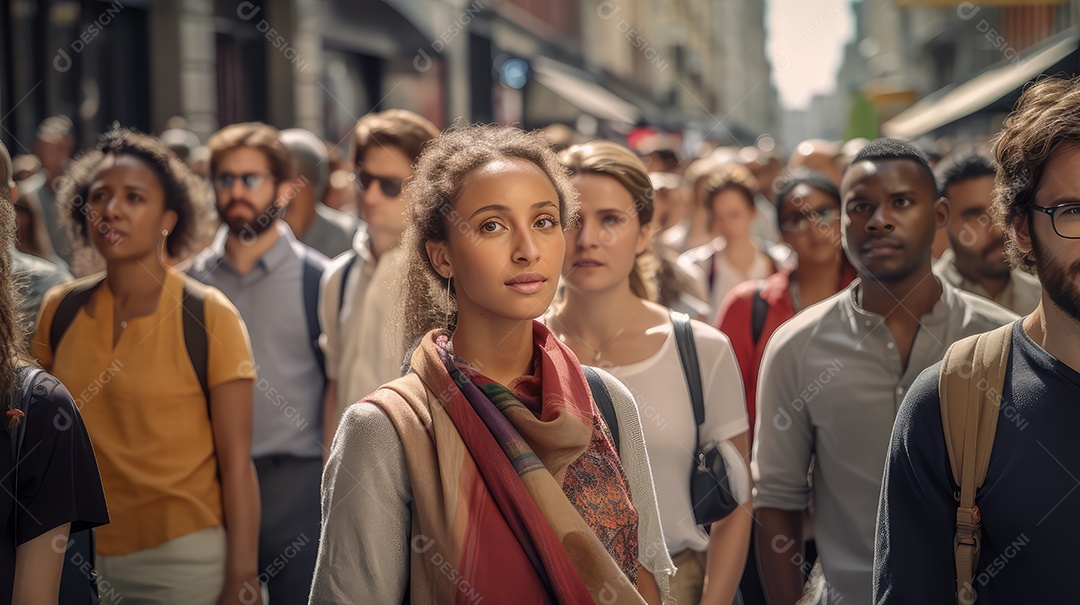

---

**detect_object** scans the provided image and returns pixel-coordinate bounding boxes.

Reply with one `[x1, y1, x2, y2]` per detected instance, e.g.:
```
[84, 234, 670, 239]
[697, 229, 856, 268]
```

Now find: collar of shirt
[351, 223, 375, 264]
[206, 222, 299, 275]
[845, 274, 954, 332]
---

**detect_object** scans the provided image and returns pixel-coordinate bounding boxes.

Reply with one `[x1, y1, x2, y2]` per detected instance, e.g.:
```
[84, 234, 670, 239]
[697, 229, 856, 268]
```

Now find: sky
[766, 0, 856, 110]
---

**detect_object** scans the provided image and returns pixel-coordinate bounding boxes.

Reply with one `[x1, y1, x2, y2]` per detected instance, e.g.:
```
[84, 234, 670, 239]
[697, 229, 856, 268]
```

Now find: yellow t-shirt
[32, 267, 256, 556]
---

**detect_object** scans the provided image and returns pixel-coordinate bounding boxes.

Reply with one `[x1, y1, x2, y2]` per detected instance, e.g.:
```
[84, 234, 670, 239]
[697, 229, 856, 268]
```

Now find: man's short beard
[219, 200, 284, 240]
[1032, 228, 1080, 324]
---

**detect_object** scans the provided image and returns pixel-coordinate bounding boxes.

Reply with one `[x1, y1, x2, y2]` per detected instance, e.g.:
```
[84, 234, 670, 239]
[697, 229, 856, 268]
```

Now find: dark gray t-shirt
[875, 320, 1080, 604]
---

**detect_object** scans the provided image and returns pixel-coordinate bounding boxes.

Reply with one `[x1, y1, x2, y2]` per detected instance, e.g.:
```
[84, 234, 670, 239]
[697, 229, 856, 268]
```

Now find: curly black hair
[57, 126, 209, 260]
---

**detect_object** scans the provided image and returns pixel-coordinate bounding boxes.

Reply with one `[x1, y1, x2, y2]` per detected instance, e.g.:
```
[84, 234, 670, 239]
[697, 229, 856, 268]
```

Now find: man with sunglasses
[875, 77, 1080, 604]
[933, 151, 1042, 315]
[317, 109, 440, 442]
[753, 139, 1016, 605]
[188, 121, 330, 605]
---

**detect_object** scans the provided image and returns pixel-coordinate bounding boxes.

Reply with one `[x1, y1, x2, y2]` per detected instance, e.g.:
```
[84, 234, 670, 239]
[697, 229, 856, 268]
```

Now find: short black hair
[773, 170, 841, 229]
[934, 152, 996, 197]
[846, 138, 938, 197]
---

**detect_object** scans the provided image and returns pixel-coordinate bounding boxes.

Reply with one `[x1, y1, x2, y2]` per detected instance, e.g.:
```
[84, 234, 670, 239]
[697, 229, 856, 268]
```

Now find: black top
[1, 371, 109, 604]
[875, 320, 1080, 604]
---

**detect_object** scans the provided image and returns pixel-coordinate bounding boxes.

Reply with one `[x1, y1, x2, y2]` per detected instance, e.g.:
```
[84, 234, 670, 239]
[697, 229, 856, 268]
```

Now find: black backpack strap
[301, 251, 327, 380]
[751, 281, 769, 346]
[338, 252, 358, 314]
[670, 310, 705, 427]
[180, 276, 209, 405]
[48, 276, 106, 353]
[584, 366, 620, 452]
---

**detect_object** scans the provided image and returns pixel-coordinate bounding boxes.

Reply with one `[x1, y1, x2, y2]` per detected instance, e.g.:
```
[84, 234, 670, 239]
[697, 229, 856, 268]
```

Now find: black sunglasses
[350, 171, 404, 198]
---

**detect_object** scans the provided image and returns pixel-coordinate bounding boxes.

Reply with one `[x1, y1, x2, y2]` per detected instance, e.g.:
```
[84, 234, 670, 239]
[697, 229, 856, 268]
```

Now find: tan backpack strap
[938, 323, 1013, 605]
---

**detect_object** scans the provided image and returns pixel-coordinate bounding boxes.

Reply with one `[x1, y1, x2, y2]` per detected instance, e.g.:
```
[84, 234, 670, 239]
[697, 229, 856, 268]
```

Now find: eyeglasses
[1029, 202, 1080, 239]
[779, 207, 839, 233]
[213, 172, 270, 191]
[349, 171, 404, 198]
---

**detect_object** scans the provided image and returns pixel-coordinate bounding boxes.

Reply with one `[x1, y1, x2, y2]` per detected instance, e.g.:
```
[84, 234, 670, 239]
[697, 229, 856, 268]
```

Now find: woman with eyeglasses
[30, 128, 262, 605]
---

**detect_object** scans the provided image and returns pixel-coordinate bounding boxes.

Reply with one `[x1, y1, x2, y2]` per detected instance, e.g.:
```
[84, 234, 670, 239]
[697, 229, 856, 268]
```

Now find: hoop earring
[444, 275, 453, 328]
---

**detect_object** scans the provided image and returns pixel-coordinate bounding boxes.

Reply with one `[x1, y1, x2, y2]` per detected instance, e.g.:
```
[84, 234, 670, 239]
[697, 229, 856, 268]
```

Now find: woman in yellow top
[31, 128, 262, 605]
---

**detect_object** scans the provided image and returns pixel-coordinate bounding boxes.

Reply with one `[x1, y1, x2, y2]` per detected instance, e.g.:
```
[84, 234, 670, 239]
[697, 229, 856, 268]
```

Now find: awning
[530, 56, 641, 124]
[882, 27, 1079, 140]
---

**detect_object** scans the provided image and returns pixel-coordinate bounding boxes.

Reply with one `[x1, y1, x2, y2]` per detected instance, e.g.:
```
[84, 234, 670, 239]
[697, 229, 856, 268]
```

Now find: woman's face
[85, 154, 176, 263]
[426, 157, 565, 325]
[779, 184, 842, 267]
[711, 188, 756, 241]
[561, 173, 652, 295]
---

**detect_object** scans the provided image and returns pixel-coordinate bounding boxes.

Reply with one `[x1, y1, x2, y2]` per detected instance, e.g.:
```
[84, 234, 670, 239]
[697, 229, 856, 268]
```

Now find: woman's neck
[105, 255, 168, 308]
[451, 313, 536, 387]
[554, 281, 642, 345]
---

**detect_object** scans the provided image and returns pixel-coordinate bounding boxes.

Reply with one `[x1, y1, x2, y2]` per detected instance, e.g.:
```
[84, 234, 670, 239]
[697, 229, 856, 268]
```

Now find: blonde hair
[559, 141, 659, 301]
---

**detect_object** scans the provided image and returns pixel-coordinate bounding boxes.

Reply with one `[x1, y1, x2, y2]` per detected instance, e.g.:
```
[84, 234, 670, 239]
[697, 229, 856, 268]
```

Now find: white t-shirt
[603, 318, 750, 553]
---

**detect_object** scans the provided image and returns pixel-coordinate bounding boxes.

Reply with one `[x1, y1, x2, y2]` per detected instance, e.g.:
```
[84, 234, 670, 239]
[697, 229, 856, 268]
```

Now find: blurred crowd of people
[4, 76, 1078, 605]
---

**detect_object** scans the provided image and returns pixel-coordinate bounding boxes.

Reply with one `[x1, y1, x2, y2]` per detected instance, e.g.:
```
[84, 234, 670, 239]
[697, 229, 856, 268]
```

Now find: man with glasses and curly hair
[875, 77, 1080, 604]
[317, 109, 440, 440]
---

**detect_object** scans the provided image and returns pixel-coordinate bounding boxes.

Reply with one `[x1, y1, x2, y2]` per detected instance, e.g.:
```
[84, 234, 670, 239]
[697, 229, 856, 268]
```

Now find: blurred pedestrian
[279, 128, 357, 258]
[679, 163, 792, 319]
[753, 139, 1016, 605]
[933, 151, 1041, 315]
[1, 141, 71, 336]
[318, 109, 439, 437]
[33, 116, 77, 266]
[787, 139, 843, 186]
[715, 171, 855, 429]
[30, 127, 261, 605]
[548, 140, 748, 605]
[311, 125, 670, 604]
[188, 122, 328, 604]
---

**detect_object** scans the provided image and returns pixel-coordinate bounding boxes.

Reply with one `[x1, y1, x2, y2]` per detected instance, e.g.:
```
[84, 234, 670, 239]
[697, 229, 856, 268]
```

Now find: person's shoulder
[949, 283, 1020, 329]
[186, 245, 223, 279]
[766, 287, 846, 351]
[316, 203, 359, 232]
[297, 241, 331, 268]
[587, 365, 634, 403]
[13, 250, 71, 281]
[894, 362, 944, 438]
[187, 277, 243, 320]
[678, 240, 716, 268]
[324, 249, 361, 279]
[689, 317, 734, 350]
[22, 368, 79, 420]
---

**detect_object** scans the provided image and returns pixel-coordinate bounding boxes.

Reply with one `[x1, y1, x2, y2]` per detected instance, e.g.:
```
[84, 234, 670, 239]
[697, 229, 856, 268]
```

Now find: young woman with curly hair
[30, 127, 261, 605]
[311, 125, 673, 604]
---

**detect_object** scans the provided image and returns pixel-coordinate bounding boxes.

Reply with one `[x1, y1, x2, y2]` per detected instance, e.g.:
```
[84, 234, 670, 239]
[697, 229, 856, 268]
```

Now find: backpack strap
[338, 252, 358, 314]
[179, 276, 210, 405]
[938, 322, 1013, 605]
[301, 251, 327, 380]
[584, 366, 619, 452]
[750, 281, 768, 346]
[48, 276, 106, 353]
[670, 310, 707, 469]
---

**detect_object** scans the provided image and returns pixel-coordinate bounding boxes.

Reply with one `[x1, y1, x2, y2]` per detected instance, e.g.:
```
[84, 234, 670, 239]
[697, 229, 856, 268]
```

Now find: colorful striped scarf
[366, 322, 644, 604]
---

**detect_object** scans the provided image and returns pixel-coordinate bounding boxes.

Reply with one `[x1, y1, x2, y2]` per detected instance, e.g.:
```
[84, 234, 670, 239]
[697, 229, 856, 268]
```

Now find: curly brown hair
[398, 124, 578, 348]
[559, 140, 659, 301]
[992, 76, 1080, 274]
[58, 127, 211, 264]
[0, 195, 32, 404]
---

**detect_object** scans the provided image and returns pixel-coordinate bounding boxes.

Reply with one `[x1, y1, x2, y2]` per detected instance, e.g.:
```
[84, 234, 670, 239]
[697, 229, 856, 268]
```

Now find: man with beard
[933, 151, 1041, 314]
[875, 78, 1080, 604]
[753, 139, 1016, 605]
[188, 122, 329, 604]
